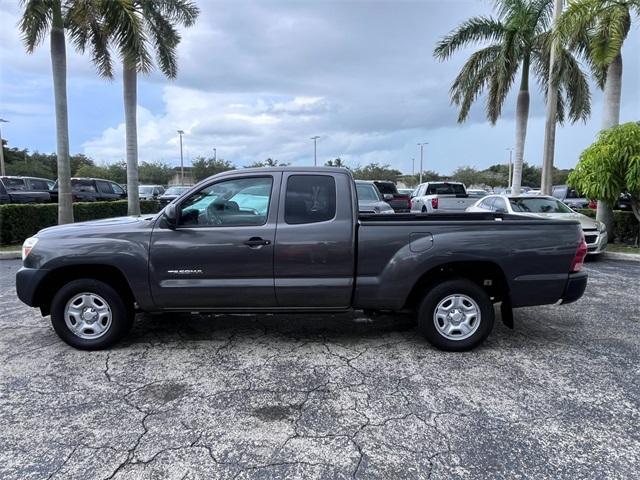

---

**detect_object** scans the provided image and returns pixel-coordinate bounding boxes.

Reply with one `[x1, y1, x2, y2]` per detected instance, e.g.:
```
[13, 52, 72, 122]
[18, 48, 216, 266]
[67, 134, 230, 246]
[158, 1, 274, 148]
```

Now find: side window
[73, 180, 97, 192]
[479, 197, 494, 210]
[96, 181, 113, 194]
[493, 198, 507, 212]
[551, 187, 563, 199]
[179, 177, 272, 227]
[285, 175, 336, 225]
[111, 183, 125, 195]
[29, 179, 50, 191]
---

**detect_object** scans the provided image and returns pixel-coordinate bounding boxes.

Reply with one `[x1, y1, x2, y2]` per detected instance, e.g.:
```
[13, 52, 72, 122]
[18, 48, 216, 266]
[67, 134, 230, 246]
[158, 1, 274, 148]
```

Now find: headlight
[22, 237, 38, 260]
[595, 221, 606, 232]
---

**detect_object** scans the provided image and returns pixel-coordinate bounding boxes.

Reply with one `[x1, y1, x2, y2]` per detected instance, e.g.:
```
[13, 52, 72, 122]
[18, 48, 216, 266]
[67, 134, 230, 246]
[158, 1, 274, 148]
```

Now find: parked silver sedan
[355, 180, 395, 214]
[467, 194, 607, 255]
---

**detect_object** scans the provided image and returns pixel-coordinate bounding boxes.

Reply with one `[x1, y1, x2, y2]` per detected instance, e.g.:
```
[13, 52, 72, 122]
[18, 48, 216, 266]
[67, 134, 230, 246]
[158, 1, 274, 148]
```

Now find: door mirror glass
[163, 204, 178, 228]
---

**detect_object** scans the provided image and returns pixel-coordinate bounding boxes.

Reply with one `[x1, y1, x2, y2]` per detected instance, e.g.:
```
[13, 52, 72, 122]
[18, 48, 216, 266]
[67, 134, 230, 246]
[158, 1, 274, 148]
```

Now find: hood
[37, 215, 155, 238]
[523, 211, 598, 230]
[358, 200, 393, 212]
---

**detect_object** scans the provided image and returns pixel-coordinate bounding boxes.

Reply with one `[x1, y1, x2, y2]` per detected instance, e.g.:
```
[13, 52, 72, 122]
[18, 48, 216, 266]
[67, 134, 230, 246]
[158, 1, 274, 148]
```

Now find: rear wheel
[418, 279, 494, 351]
[50, 279, 133, 350]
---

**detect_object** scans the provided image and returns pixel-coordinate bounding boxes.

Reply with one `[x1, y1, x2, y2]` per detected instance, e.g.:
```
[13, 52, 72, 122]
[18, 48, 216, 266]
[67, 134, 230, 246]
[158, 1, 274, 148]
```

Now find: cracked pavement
[1, 257, 639, 479]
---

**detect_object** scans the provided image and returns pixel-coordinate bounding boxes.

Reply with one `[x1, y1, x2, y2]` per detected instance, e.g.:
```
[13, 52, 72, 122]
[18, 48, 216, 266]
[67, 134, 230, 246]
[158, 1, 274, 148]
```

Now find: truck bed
[355, 212, 583, 310]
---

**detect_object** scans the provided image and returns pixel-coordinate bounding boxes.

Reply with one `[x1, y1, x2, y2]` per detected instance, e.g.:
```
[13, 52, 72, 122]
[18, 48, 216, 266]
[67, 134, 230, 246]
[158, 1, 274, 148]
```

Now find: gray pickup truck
[16, 167, 588, 351]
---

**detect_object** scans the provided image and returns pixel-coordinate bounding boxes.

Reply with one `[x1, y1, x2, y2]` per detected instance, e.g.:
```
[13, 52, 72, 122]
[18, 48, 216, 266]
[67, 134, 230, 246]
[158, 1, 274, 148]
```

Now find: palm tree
[69, 0, 199, 215]
[557, 0, 640, 234]
[434, 0, 591, 195]
[20, 0, 74, 224]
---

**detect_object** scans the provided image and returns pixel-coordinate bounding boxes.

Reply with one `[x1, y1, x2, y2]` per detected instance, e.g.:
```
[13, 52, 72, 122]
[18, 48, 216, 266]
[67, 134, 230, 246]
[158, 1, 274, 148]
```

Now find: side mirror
[383, 193, 393, 201]
[163, 204, 178, 229]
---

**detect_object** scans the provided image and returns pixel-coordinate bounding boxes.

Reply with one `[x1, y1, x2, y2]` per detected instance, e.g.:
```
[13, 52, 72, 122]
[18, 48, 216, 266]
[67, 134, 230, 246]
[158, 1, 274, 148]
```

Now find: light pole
[412, 158, 415, 178]
[310, 136, 320, 166]
[506, 148, 513, 189]
[417, 142, 428, 184]
[213, 147, 217, 161]
[177, 130, 185, 184]
[0, 118, 8, 177]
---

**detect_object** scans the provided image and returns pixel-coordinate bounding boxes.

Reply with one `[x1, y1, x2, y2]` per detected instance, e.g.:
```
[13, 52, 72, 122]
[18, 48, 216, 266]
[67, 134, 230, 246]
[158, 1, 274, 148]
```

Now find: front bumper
[560, 271, 588, 304]
[16, 267, 49, 307]
[585, 229, 608, 255]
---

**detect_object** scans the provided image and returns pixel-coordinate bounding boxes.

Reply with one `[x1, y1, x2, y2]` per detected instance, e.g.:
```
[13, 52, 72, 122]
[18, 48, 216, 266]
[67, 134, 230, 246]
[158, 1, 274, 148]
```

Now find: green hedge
[576, 209, 639, 244]
[0, 200, 161, 245]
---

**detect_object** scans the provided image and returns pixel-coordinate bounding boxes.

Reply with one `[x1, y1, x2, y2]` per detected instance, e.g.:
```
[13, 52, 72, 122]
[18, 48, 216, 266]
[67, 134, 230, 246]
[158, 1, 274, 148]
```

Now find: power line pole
[310, 136, 320, 166]
[417, 142, 428, 184]
[412, 157, 415, 178]
[177, 130, 185, 184]
[213, 147, 217, 162]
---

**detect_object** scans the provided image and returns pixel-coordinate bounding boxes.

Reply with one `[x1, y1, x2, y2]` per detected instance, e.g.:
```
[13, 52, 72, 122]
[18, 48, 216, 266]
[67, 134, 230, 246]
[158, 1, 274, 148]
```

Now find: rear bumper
[16, 267, 49, 307]
[560, 271, 588, 304]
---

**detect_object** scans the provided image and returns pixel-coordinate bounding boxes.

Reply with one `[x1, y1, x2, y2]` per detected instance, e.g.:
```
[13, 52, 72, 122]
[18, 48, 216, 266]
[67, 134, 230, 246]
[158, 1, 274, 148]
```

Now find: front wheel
[50, 279, 133, 350]
[417, 279, 494, 351]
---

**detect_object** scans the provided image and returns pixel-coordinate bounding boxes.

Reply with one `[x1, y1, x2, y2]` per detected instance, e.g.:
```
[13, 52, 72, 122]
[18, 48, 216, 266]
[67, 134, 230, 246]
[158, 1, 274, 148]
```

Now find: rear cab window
[426, 183, 466, 195]
[285, 175, 336, 224]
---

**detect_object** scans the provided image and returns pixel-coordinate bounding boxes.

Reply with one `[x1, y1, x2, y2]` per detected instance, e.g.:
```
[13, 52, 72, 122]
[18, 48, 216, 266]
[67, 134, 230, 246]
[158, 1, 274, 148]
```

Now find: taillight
[407, 198, 411, 209]
[570, 235, 588, 272]
[431, 197, 438, 209]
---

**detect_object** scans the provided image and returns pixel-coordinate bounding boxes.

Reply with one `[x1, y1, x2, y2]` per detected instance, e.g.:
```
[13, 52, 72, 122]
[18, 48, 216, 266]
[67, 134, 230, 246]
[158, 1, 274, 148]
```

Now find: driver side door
[149, 173, 281, 309]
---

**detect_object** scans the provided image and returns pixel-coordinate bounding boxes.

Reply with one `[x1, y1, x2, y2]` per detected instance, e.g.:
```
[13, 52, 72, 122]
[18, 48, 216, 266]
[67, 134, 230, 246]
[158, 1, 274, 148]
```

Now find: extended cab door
[274, 171, 356, 308]
[149, 172, 281, 309]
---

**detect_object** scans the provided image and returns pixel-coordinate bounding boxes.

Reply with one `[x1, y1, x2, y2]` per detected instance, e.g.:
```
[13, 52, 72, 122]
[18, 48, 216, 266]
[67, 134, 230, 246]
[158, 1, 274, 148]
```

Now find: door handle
[244, 237, 271, 247]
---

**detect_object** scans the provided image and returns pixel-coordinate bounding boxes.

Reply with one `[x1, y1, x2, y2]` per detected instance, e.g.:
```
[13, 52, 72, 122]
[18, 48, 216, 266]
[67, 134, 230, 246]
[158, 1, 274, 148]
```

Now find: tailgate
[435, 195, 474, 212]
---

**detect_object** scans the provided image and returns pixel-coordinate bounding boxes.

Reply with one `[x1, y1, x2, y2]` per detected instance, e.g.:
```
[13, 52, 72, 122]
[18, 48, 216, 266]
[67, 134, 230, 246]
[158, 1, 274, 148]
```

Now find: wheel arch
[403, 260, 509, 311]
[34, 264, 136, 316]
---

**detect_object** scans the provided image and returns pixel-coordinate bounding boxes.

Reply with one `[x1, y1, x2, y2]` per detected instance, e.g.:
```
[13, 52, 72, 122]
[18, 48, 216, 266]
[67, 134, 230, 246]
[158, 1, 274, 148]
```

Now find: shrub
[0, 200, 160, 245]
[576, 209, 639, 244]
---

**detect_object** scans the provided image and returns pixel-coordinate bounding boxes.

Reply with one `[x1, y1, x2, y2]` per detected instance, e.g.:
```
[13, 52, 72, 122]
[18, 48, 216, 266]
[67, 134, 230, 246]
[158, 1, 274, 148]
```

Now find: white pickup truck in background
[410, 181, 477, 213]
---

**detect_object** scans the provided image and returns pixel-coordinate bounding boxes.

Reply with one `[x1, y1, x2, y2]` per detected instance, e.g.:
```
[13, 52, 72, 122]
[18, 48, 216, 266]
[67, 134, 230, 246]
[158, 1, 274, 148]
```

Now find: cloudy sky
[1, 0, 639, 175]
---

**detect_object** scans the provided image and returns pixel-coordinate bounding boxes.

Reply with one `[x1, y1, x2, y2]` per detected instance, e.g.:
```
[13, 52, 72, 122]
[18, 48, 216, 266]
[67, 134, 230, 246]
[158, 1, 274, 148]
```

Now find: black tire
[50, 279, 133, 350]
[417, 279, 494, 351]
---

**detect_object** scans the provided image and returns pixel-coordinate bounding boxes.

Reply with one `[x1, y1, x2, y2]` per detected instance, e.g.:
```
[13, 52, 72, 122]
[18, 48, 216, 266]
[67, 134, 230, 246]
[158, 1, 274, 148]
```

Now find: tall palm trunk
[597, 54, 623, 238]
[511, 56, 530, 196]
[123, 64, 140, 216]
[541, 0, 564, 195]
[51, 3, 73, 224]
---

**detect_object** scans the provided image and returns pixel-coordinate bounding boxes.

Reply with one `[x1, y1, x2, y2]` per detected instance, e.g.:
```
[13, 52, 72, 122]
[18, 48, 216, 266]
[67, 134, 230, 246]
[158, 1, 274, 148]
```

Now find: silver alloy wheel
[433, 294, 481, 341]
[64, 293, 113, 340]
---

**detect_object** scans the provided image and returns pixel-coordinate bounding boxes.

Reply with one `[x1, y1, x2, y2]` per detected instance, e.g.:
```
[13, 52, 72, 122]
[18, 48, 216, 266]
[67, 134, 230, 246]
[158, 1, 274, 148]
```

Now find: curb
[0, 251, 21, 260]
[604, 251, 640, 262]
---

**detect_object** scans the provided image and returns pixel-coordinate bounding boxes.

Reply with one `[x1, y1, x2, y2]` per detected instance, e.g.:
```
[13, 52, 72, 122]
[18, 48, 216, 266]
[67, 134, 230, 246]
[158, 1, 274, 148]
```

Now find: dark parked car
[0, 176, 52, 203]
[17, 167, 588, 352]
[355, 180, 394, 214]
[373, 180, 411, 212]
[50, 178, 127, 202]
[158, 185, 191, 206]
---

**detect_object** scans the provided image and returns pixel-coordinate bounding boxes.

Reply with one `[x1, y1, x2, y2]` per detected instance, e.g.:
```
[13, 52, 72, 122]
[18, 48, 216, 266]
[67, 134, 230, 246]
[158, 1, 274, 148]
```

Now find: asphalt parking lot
[1, 257, 638, 479]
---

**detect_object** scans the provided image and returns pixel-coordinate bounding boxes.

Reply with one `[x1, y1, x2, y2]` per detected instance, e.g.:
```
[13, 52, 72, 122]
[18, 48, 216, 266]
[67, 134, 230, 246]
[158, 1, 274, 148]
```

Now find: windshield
[374, 182, 397, 194]
[165, 186, 190, 195]
[509, 197, 573, 213]
[356, 184, 380, 201]
[139, 186, 153, 194]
